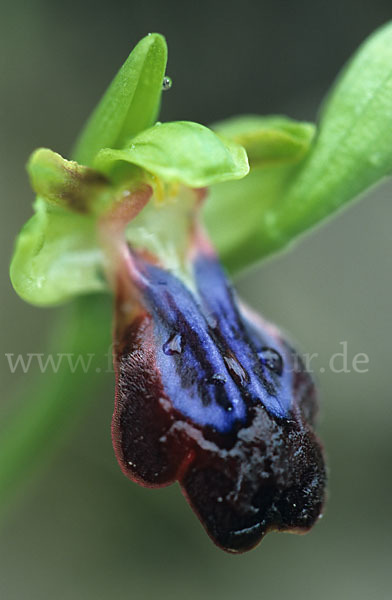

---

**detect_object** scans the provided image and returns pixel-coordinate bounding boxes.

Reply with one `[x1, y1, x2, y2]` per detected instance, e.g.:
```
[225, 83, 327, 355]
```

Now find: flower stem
[0, 295, 111, 519]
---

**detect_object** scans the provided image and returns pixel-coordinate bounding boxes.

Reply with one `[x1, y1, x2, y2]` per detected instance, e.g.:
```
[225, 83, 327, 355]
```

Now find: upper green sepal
[213, 115, 315, 167]
[93, 121, 249, 187]
[73, 33, 168, 166]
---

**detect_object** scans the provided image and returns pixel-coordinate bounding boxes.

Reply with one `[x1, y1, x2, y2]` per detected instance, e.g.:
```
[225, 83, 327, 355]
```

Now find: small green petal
[213, 115, 315, 167]
[73, 33, 168, 166]
[28, 148, 110, 214]
[10, 199, 107, 306]
[93, 121, 249, 187]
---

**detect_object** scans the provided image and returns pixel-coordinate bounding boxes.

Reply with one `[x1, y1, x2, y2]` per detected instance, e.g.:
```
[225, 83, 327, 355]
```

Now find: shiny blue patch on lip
[132, 252, 294, 432]
[193, 254, 294, 419]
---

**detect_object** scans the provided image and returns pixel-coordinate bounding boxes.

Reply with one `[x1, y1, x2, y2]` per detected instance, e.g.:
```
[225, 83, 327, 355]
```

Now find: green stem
[0, 295, 111, 518]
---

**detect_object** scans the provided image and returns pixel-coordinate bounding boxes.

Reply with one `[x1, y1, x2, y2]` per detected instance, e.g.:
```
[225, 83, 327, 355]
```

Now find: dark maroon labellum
[111, 238, 326, 553]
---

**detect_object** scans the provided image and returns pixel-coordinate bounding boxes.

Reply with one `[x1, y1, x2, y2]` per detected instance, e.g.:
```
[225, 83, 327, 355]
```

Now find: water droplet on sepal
[162, 76, 172, 91]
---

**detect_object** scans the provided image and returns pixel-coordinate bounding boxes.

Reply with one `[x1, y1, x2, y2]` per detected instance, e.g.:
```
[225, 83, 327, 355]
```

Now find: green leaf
[213, 115, 315, 167]
[28, 148, 111, 214]
[94, 121, 249, 187]
[264, 20, 392, 250]
[207, 21, 392, 271]
[73, 33, 167, 166]
[10, 198, 107, 306]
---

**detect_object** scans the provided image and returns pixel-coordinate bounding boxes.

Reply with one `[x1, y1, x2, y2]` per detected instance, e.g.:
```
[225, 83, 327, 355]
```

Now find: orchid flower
[7, 23, 392, 552]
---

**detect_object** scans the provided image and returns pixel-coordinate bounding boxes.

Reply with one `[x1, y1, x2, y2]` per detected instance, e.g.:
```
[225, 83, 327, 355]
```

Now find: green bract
[205, 21, 392, 272]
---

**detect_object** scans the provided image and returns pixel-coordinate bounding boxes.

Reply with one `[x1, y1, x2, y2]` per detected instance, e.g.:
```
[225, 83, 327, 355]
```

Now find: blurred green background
[1, 1, 392, 598]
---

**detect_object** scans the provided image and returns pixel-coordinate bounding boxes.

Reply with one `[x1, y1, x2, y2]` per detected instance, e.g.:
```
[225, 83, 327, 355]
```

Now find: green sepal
[93, 121, 249, 187]
[204, 163, 296, 273]
[10, 199, 107, 306]
[73, 33, 168, 166]
[28, 148, 111, 215]
[213, 115, 315, 167]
